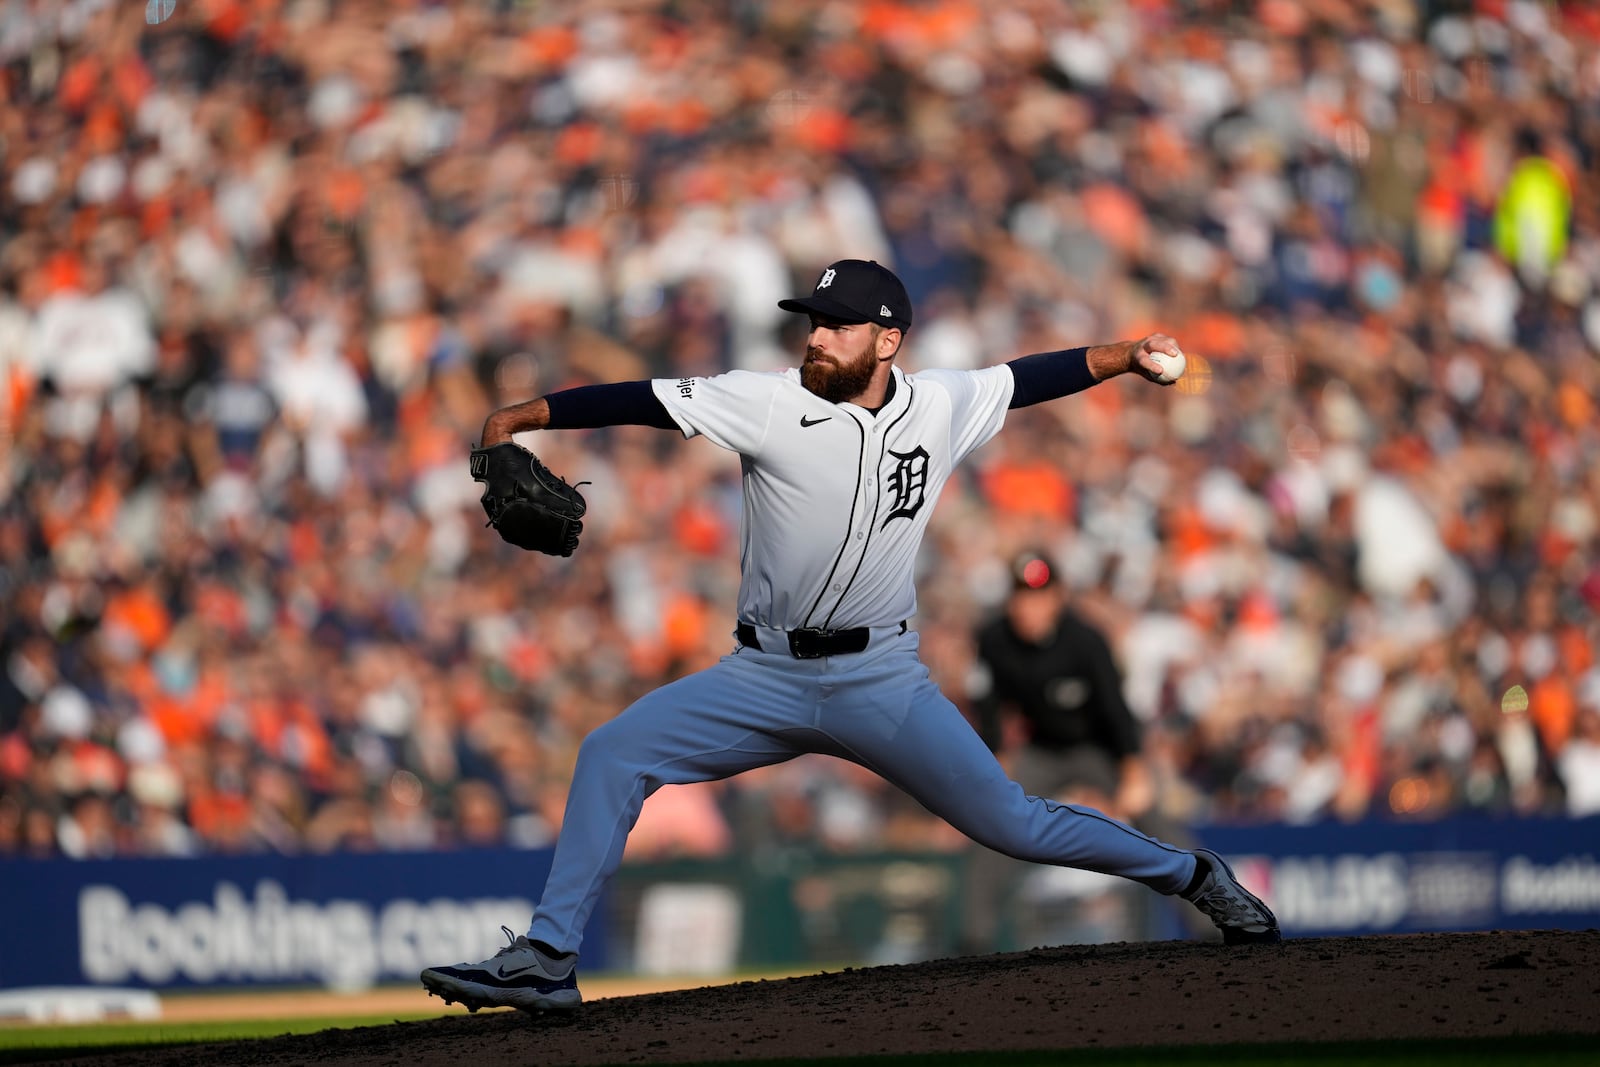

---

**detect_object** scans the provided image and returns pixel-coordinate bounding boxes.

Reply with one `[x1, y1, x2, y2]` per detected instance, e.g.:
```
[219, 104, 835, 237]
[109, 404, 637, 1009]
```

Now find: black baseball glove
[469, 442, 587, 556]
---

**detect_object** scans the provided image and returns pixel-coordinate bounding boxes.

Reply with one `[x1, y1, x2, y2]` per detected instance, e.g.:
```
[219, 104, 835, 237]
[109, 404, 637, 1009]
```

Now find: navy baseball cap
[779, 259, 913, 332]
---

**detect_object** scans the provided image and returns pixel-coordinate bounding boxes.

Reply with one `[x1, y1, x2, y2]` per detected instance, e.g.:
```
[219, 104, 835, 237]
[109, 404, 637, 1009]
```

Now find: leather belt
[736, 620, 907, 659]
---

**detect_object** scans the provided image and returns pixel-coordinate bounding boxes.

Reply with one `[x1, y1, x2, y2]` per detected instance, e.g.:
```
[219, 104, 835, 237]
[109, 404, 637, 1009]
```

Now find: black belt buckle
[788, 627, 868, 659]
[787, 628, 828, 659]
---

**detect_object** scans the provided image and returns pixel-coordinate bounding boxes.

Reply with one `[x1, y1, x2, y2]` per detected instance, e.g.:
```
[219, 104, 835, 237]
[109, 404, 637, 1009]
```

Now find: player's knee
[964, 819, 1035, 859]
[575, 720, 636, 770]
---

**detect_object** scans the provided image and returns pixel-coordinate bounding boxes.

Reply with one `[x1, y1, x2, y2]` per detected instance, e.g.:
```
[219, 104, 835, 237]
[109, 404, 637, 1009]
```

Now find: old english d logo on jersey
[882, 446, 930, 527]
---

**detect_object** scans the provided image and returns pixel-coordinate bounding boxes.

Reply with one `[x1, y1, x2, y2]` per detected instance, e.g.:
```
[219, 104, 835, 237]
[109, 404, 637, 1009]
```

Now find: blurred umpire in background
[961, 549, 1177, 952]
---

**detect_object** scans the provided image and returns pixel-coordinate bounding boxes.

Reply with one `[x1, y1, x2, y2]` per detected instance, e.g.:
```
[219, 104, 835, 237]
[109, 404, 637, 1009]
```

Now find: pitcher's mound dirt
[57, 930, 1600, 1066]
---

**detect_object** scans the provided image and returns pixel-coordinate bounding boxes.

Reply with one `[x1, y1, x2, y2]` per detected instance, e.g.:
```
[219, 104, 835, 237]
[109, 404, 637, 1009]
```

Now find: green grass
[0, 1024, 1592, 1066]
[0, 1013, 441, 1064]
[695, 1036, 1600, 1065]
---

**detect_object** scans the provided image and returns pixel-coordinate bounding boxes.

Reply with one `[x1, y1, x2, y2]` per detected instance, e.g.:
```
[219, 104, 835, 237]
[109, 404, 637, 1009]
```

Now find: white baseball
[1149, 348, 1186, 384]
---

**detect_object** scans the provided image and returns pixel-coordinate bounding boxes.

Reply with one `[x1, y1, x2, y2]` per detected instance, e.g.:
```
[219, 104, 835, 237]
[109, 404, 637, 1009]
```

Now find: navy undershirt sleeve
[1005, 347, 1096, 409]
[543, 380, 677, 430]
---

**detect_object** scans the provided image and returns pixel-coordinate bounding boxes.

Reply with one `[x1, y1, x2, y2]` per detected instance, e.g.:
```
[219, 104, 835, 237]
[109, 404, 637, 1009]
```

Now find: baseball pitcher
[423, 259, 1277, 1013]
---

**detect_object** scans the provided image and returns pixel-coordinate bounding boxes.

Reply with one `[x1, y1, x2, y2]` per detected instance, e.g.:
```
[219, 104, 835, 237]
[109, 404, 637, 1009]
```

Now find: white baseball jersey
[651, 363, 1015, 630]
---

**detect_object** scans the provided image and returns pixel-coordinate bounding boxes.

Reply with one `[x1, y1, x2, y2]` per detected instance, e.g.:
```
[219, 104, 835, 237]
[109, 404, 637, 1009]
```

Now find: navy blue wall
[2, 816, 1596, 990]
[1196, 815, 1600, 936]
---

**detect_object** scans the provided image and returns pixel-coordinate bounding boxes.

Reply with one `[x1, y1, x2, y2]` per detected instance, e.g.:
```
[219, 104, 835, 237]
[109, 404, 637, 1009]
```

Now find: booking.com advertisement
[1, 817, 1596, 991]
[0, 848, 581, 991]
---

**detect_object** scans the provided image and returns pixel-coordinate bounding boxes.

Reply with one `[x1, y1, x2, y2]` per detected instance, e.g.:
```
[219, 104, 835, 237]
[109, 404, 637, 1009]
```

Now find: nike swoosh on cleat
[800, 415, 831, 427]
[496, 962, 542, 979]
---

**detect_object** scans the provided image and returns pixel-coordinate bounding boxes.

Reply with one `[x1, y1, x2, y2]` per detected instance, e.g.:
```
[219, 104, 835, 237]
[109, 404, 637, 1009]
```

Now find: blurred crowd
[3, 0, 1600, 862]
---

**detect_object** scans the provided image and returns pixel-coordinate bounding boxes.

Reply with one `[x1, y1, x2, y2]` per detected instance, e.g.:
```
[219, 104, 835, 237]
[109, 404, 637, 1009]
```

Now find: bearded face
[801, 322, 881, 403]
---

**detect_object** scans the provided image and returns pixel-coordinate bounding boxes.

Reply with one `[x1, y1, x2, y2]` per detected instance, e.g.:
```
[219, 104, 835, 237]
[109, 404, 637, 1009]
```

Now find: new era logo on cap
[778, 259, 913, 332]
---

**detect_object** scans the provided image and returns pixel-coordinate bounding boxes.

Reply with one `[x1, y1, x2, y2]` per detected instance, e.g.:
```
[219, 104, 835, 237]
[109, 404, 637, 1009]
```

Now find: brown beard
[800, 341, 878, 403]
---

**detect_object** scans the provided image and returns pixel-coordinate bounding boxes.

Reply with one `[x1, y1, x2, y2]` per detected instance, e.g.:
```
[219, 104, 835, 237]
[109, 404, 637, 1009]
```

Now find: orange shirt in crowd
[980, 460, 1074, 523]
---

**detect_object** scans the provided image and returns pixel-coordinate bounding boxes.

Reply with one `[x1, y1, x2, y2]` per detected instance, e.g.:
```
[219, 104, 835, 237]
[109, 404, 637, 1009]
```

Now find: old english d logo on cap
[778, 259, 913, 332]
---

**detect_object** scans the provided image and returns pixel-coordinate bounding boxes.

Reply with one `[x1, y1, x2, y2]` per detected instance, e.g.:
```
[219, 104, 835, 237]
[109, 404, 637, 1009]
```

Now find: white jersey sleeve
[651, 370, 784, 456]
[913, 364, 1016, 465]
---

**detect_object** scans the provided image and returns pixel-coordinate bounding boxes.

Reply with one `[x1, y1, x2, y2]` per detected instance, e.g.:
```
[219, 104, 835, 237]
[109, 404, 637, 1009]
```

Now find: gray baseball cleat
[421, 926, 582, 1013]
[1183, 848, 1282, 944]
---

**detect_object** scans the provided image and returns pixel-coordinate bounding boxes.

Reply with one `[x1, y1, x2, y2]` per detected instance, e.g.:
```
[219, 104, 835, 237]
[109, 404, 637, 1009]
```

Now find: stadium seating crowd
[2, 0, 1599, 860]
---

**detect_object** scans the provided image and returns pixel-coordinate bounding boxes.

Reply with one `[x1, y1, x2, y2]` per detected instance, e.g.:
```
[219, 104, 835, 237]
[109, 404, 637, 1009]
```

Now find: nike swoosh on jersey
[800, 415, 832, 427]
